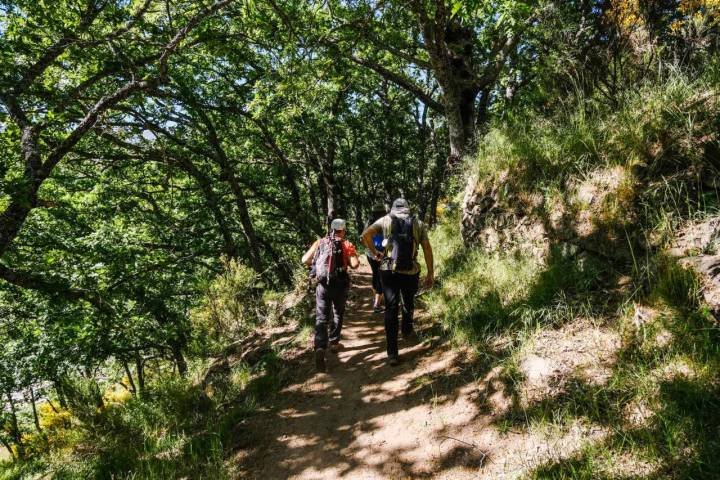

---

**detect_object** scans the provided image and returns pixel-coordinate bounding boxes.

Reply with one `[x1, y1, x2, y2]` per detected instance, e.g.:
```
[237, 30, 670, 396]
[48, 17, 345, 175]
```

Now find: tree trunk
[317, 170, 329, 229]
[5, 391, 25, 459]
[321, 163, 342, 228]
[54, 380, 68, 409]
[304, 164, 322, 232]
[92, 380, 105, 409]
[353, 200, 364, 238]
[135, 288, 189, 381]
[170, 155, 239, 259]
[186, 102, 265, 275]
[123, 362, 137, 395]
[236, 109, 314, 241]
[28, 387, 42, 432]
[256, 237, 293, 287]
[135, 355, 146, 395]
[0, 194, 38, 259]
[438, 92, 474, 166]
[47, 399, 60, 414]
[226, 180, 264, 276]
[0, 437, 15, 462]
[171, 344, 188, 377]
[428, 120, 447, 227]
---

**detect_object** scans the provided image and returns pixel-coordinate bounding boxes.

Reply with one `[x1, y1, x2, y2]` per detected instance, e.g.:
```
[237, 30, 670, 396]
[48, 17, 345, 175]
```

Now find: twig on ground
[438, 434, 481, 450]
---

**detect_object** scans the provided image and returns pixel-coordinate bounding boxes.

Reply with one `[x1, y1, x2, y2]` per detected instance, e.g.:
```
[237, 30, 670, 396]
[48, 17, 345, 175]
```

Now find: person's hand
[423, 274, 434, 290]
[372, 249, 383, 261]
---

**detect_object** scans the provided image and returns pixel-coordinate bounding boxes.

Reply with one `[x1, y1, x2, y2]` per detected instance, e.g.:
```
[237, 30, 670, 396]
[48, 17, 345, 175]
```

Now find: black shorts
[366, 254, 383, 294]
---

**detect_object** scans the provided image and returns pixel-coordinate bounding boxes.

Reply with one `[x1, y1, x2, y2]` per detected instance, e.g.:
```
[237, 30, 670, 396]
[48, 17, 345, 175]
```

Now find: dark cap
[392, 198, 409, 209]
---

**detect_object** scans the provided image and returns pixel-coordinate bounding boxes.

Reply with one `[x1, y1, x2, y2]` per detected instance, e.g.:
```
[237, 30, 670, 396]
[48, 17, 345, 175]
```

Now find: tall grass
[0, 349, 286, 480]
[427, 209, 606, 351]
[471, 69, 720, 200]
[425, 66, 720, 478]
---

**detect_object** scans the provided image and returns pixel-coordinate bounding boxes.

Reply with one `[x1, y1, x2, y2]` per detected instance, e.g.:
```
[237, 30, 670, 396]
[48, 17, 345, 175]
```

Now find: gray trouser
[314, 279, 349, 350]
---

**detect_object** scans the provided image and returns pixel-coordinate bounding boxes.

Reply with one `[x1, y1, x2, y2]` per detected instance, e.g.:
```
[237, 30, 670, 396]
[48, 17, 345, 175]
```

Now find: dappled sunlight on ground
[229, 262, 631, 479]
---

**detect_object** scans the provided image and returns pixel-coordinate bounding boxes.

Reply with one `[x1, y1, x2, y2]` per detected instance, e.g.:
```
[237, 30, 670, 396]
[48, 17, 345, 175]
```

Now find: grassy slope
[0, 331, 305, 480]
[424, 70, 720, 479]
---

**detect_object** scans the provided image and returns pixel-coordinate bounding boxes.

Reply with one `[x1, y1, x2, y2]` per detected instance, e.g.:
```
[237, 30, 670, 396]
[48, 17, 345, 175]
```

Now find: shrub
[191, 257, 265, 348]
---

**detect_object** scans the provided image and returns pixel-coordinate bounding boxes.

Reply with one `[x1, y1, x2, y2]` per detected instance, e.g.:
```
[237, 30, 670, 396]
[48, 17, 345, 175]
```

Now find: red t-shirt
[340, 240, 357, 270]
[311, 238, 357, 271]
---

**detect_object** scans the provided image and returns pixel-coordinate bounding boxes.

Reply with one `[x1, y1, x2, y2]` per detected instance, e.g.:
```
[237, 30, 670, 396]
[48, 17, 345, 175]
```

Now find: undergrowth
[425, 67, 720, 478]
[0, 350, 287, 480]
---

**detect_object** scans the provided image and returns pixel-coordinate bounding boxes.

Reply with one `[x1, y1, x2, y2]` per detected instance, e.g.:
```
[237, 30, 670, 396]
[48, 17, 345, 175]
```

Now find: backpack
[311, 236, 346, 284]
[387, 214, 417, 271]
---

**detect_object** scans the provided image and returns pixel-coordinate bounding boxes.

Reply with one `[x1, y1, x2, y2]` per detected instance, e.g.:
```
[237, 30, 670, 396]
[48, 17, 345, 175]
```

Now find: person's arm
[301, 239, 320, 265]
[421, 238, 434, 289]
[349, 254, 360, 269]
[347, 242, 360, 269]
[361, 224, 382, 260]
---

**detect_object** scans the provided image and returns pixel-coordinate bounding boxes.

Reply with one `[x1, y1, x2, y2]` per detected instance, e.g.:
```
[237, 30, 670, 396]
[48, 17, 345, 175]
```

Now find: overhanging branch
[345, 53, 445, 113]
[0, 263, 112, 315]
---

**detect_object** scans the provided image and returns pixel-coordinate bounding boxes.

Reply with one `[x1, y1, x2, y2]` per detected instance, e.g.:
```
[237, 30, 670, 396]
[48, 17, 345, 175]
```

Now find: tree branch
[8, 0, 104, 98]
[0, 263, 112, 315]
[344, 52, 445, 113]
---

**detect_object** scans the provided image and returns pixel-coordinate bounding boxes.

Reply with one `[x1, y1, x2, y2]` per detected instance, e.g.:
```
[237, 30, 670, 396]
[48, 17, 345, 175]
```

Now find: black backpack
[388, 214, 417, 271]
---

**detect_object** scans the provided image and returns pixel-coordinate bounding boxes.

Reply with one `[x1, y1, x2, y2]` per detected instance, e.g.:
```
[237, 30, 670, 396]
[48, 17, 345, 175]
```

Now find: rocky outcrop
[461, 170, 549, 258]
[670, 217, 720, 317]
[461, 165, 636, 262]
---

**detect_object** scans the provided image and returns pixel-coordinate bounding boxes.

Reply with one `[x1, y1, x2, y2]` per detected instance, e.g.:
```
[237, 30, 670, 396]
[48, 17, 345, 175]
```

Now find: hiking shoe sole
[388, 355, 400, 366]
[315, 348, 326, 372]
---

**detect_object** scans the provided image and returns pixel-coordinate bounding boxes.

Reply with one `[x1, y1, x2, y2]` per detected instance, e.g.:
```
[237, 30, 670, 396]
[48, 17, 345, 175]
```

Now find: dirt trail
[231, 261, 603, 479]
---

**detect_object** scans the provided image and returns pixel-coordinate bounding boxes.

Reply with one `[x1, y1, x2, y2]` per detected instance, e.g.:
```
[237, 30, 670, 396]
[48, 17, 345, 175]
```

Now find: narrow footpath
[230, 261, 601, 479]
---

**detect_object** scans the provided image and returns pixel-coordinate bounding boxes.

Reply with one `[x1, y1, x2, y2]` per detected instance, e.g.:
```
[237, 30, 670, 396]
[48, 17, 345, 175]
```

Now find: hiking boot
[314, 348, 326, 372]
[402, 330, 420, 344]
[388, 354, 400, 366]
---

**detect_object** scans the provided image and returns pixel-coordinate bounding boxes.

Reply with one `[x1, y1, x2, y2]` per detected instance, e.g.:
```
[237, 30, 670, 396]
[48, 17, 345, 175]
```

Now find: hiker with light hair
[302, 218, 360, 372]
[362, 198, 434, 366]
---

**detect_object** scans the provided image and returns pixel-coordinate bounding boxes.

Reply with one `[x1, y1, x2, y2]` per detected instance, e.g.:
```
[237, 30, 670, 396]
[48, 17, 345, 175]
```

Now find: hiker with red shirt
[302, 218, 359, 372]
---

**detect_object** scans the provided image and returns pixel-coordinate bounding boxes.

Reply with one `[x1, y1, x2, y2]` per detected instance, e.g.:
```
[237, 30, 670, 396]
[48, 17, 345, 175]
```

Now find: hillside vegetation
[425, 67, 720, 478]
[2, 0, 720, 479]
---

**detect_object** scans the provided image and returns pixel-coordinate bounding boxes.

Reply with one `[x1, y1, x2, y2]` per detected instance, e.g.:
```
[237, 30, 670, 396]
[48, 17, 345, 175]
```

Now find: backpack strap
[412, 218, 420, 260]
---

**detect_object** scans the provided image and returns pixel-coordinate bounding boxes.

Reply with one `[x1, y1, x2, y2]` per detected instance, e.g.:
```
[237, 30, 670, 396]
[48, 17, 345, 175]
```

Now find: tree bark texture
[5, 391, 25, 459]
[135, 355, 146, 395]
[29, 387, 42, 432]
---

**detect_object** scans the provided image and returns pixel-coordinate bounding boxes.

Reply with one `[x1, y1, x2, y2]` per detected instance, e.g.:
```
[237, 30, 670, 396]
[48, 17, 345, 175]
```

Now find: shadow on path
[230, 264, 502, 479]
